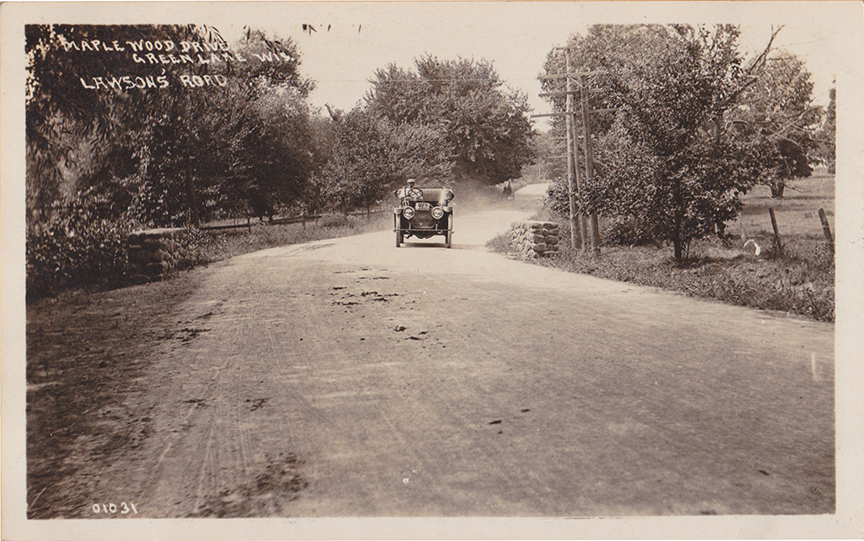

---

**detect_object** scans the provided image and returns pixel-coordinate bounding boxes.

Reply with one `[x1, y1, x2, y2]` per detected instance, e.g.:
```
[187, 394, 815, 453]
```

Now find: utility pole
[580, 74, 601, 256]
[564, 48, 581, 250]
[536, 50, 611, 256]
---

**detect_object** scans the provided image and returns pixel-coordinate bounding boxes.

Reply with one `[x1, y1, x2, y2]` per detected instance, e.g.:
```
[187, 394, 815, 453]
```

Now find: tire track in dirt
[53, 185, 833, 517]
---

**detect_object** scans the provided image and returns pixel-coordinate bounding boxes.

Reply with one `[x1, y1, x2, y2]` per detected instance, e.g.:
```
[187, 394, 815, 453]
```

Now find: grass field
[732, 172, 835, 243]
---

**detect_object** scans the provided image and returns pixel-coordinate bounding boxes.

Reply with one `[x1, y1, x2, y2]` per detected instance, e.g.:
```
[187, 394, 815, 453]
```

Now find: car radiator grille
[412, 211, 436, 228]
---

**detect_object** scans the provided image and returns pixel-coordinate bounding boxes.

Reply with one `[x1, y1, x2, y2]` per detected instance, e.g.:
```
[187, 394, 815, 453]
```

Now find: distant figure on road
[502, 181, 514, 200]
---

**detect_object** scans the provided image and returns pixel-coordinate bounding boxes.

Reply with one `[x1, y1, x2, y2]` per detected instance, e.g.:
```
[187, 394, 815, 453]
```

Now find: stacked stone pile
[127, 227, 188, 283]
[510, 220, 560, 259]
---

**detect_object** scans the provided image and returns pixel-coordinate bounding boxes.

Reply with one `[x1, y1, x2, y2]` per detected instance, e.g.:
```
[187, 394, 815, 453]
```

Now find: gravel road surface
[87, 184, 834, 517]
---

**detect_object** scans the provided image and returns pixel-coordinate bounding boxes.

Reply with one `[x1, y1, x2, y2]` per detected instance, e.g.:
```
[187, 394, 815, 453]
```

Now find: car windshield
[410, 187, 450, 203]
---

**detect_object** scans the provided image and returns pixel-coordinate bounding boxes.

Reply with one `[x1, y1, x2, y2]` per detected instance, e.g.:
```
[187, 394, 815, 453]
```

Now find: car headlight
[403, 206, 415, 220]
[431, 206, 444, 220]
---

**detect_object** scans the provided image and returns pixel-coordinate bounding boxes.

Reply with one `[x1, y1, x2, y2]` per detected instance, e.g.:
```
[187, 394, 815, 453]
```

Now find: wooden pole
[569, 69, 587, 251]
[580, 75, 600, 256]
[768, 207, 782, 256]
[818, 208, 834, 253]
[564, 48, 581, 251]
[572, 108, 588, 252]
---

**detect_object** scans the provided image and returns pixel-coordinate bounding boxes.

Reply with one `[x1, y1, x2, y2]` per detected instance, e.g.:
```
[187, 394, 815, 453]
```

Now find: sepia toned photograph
[2, 1, 863, 539]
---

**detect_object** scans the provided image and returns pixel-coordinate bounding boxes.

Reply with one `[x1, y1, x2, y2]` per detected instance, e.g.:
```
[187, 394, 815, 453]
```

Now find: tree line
[26, 23, 834, 295]
[26, 24, 534, 233]
[25, 24, 534, 295]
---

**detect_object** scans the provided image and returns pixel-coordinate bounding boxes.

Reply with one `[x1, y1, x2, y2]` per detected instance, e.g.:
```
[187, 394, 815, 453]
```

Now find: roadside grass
[489, 175, 835, 322]
[26, 272, 202, 517]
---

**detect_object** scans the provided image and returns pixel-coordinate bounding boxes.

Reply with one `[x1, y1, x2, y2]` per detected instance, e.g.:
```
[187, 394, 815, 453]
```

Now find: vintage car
[393, 184, 455, 248]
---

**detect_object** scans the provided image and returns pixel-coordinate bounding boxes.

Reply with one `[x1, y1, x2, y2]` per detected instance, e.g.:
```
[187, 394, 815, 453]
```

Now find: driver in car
[395, 178, 417, 200]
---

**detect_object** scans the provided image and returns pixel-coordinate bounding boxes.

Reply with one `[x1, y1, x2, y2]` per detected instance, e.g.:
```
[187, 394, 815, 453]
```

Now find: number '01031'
[92, 502, 138, 515]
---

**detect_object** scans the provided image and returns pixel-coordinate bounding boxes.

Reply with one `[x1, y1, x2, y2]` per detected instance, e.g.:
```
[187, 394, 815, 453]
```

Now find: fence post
[818, 208, 834, 253]
[768, 207, 782, 256]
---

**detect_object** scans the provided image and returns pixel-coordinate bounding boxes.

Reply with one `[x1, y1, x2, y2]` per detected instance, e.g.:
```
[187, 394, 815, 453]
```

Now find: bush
[27, 204, 130, 300]
[602, 215, 656, 247]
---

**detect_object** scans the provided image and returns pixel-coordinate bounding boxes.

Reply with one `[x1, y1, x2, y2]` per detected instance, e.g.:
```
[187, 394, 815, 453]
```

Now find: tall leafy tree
[26, 24, 316, 228]
[317, 106, 451, 214]
[208, 30, 316, 221]
[366, 55, 535, 187]
[26, 24, 226, 226]
[541, 25, 777, 260]
[731, 51, 822, 197]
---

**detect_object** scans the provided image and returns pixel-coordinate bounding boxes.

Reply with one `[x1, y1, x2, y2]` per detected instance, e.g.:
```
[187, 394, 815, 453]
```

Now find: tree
[365, 55, 535, 187]
[541, 25, 777, 260]
[26, 25, 318, 228]
[531, 131, 564, 182]
[208, 31, 316, 221]
[25, 24, 229, 227]
[317, 107, 451, 214]
[732, 51, 822, 197]
[135, 28, 316, 225]
[814, 87, 836, 173]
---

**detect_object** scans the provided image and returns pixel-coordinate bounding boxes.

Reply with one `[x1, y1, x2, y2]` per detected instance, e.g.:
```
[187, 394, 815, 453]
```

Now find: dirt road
[84, 184, 834, 517]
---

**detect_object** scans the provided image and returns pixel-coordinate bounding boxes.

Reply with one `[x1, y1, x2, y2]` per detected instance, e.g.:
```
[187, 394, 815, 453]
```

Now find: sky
[202, 2, 845, 130]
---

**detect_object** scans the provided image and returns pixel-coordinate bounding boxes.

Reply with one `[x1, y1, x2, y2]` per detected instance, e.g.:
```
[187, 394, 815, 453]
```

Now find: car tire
[396, 231, 403, 247]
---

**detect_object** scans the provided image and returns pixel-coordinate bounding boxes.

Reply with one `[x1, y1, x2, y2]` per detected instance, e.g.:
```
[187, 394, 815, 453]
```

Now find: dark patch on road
[245, 398, 268, 411]
[193, 454, 308, 517]
[331, 288, 399, 308]
[182, 398, 208, 409]
[167, 327, 211, 342]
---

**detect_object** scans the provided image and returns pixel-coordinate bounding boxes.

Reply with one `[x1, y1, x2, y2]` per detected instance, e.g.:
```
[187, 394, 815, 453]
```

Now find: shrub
[602, 215, 656, 247]
[27, 204, 130, 300]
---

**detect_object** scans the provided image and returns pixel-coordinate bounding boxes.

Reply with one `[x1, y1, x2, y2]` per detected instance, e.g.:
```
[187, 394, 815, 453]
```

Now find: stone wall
[509, 221, 560, 259]
[127, 227, 188, 283]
